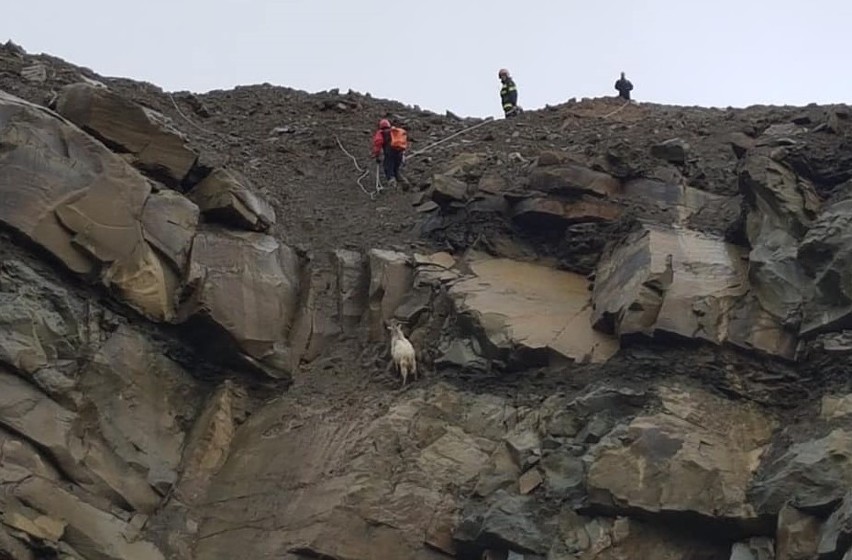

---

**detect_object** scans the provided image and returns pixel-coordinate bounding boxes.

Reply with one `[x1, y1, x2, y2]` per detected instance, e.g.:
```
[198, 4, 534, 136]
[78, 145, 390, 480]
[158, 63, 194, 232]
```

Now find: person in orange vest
[371, 118, 409, 188]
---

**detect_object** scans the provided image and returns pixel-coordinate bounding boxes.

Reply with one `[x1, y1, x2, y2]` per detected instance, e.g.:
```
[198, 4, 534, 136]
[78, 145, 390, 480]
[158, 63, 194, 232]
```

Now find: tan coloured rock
[776, 505, 821, 560]
[518, 468, 543, 495]
[180, 229, 301, 374]
[1, 496, 66, 542]
[442, 152, 487, 179]
[528, 163, 621, 198]
[367, 249, 414, 341]
[141, 189, 199, 273]
[0, 428, 62, 484]
[189, 168, 276, 232]
[821, 394, 852, 420]
[99, 242, 177, 322]
[79, 325, 200, 493]
[592, 224, 797, 359]
[0, 90, 176, 322]
[450, 254, 618, 364]
[176, 382, 238, 505]
[511, 196, 621, 227]
[479, 173, 509, 194]
[196, 383, 510, 560]
[14, 477, 165, 560]
[586, 385, 776, 528]
[56, 83, 197, 185]
[0, 366, 161, 512]
[431, 173, 472, 203]
[413, 252, 460, 284]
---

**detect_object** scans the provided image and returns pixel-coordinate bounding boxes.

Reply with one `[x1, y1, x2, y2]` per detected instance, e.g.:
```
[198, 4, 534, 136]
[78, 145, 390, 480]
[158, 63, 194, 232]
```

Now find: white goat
[387, 321, 417, 387]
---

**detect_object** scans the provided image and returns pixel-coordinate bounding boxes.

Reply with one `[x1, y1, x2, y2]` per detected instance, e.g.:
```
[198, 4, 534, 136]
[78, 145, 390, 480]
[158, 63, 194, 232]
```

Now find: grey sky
[5, 1, 851, 118]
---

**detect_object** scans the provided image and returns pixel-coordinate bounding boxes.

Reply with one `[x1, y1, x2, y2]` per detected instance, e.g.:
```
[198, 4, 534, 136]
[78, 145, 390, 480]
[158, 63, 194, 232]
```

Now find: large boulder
[175, 381, 239, 506]
[79, 325, 201, 493]
[510, 196, 621, 230]
[749, 428, 852, 514]
[776, 505, 822, 560]
[619, 178, 735, 229]
[431, 173, 473, 204]
[586, 385, 777, 532]
[447, 253, 619, 365]
[739, 151, 819, 328]
[195, 383, 511, 560]
[0, 90, 177, 322]
[179, 229, 301, 377]
[367, 249, 414, 341]
[650, 138, 690, 164]
[14, 476, 166, 560]
[591, 224, 796, 358]
[0, 259, 85, 401]
[55, 83, 197, 185]
[527, 163, 621, 198]
[141, 189, 199, 273]
[188, 167, 276, 232]
[454, 491, 550, 555]
[333, 249, 369, 332]
[0, 365, 162, 513]
[798, 189, 852, 335]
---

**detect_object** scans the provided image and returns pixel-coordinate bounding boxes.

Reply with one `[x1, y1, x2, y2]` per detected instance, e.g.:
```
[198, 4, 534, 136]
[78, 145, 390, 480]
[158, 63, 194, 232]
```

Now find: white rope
[600, 99, 632, 120]
[407, 117, 495, 159]
[335, 136, 384, 199]
[167, 93, 223, 137]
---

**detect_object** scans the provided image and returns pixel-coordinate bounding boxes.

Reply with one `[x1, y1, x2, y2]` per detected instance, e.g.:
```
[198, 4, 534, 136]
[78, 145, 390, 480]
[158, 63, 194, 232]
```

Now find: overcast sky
[4, 1, 851, 118]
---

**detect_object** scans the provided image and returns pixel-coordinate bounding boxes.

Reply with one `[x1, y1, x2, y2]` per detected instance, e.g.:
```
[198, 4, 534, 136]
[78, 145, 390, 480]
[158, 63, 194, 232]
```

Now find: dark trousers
[618, 91, 631, 101]
[382, 149, 403, 180]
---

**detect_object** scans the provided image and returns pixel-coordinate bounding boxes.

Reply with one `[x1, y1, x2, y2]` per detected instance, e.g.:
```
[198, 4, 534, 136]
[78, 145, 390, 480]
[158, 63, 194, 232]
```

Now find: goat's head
[386, 319, 404, 337]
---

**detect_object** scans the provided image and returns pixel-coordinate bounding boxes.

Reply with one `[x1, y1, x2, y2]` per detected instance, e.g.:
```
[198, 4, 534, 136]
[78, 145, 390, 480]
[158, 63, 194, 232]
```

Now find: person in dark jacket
[614, 72, 634, 101]
[371, 118, 407, 188]
[498, 68, 520, 118]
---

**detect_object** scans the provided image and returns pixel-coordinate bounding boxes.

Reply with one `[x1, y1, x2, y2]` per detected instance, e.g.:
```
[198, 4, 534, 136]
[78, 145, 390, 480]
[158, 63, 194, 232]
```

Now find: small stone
[518, 468, 543, 495]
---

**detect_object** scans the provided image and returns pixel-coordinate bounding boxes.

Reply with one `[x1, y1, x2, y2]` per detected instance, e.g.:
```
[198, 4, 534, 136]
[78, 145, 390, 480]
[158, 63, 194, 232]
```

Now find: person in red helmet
[498, 69, 521, 118]
[371, 118, 409, 189]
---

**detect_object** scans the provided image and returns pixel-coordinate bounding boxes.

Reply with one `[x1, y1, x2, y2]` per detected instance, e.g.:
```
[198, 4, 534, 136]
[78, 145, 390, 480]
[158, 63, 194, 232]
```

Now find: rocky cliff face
[2, 40, 852, 560]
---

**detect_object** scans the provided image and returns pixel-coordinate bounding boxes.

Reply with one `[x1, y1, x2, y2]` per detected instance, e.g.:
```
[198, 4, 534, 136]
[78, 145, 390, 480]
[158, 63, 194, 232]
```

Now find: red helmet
[498, 68, 509, 78]
[378, 118, 391, 129]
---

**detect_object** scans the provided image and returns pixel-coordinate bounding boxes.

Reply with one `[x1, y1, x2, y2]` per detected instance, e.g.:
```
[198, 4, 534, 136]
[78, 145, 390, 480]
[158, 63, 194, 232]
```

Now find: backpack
[389, 127, 408, 151]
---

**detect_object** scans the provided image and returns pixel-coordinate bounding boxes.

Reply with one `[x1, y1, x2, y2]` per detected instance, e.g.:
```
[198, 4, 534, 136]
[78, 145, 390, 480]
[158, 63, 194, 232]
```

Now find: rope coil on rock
[335, 136, 384, 199]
